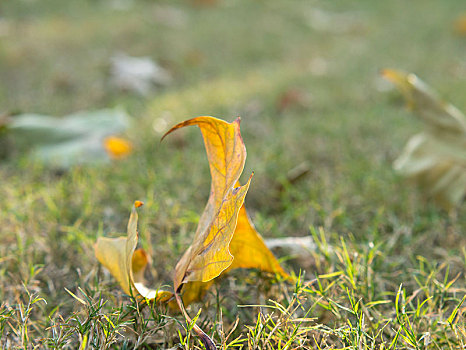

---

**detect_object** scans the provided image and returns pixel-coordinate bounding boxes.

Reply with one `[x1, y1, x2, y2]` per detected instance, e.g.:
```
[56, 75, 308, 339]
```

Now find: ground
[0, 0, 465, 349]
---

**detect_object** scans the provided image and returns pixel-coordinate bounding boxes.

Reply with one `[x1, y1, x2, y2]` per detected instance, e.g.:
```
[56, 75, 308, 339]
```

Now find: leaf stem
[175, 291, 217, 350]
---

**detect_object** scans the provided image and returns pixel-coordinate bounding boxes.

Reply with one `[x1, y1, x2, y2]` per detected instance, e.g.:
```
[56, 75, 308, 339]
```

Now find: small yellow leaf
[103, 136, 133, 159]
[382, 69, 466, 208]
[94, 201, 172, 302]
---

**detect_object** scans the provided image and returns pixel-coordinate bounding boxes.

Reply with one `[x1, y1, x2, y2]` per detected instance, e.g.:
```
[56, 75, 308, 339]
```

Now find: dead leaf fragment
[277, 88, 311, 113]
[382, 69, 466, 209]
[95, 201, 172, 302]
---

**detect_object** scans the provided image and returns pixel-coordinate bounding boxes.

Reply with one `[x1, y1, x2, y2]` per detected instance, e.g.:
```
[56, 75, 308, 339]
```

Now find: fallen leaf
[162, 117, 287, 294]
[276, 88, 311, 113]
[96, 117, 287, 308]
[382, 69, 466, 209]
[96, 116, 288, 350]
[162, 117, 250, 293]
[163, 116, 287, 350]
[265, 236, 324, 269]
[95, 201, 172, 302]
[275, 161, 311, 194]
[6, 108, 131, 168]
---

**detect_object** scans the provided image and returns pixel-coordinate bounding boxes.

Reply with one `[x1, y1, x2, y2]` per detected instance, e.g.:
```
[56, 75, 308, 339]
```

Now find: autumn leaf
[162, 116, 288, 349]
[382, 69, 466, 208]
[95, 201, 172, 302]
[96, 116, 288, 350]
[6, 108, 130, 168]
[162, 116, 287, 292]
[162, 117, 248, 292]
[179, 204, 290, 306]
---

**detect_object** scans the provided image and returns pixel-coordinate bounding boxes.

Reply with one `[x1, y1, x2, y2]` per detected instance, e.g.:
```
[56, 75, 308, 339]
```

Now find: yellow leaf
[94, 201, 172, 302]
[180, 204, 290, 305]
[228, 204, 289, 277]
[163, 116, 288, 297]
[382, 69, 466, 208]
[164, 116, 287, 350]
[163, 116, 249, 291]
[96, 116, 288, 350]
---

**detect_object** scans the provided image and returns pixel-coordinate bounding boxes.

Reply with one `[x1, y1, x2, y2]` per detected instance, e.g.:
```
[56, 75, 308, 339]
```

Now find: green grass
[1, 0, 465, 348]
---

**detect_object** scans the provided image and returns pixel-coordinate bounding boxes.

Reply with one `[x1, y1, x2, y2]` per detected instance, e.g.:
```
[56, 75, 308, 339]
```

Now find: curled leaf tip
[134, 200, 144, 208]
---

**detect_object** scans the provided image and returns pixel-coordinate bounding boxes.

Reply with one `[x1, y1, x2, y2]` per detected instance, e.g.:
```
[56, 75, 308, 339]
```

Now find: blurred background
[2, 0, 465, 215]
[0, 0, 465, 347]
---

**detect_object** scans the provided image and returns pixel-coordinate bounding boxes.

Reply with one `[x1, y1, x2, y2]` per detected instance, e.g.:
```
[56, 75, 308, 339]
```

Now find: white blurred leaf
[382, 69, 466, 209]
[110, 53, 172, 96]
[8, 108, 131, 168]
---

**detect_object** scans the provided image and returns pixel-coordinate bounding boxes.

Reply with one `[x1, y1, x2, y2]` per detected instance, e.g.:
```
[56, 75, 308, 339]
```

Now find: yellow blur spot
[103, 136, 132, 159]
[454, 14, 466, 36]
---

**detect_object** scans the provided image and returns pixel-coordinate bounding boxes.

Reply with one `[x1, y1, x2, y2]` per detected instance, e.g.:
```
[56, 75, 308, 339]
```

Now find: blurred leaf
[276, 88, 311, 113]
[110, 53, 172, 96]
[453, 14, 466, 36]
[7, 108, 131, 168]
[382, 69, 466, 209]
